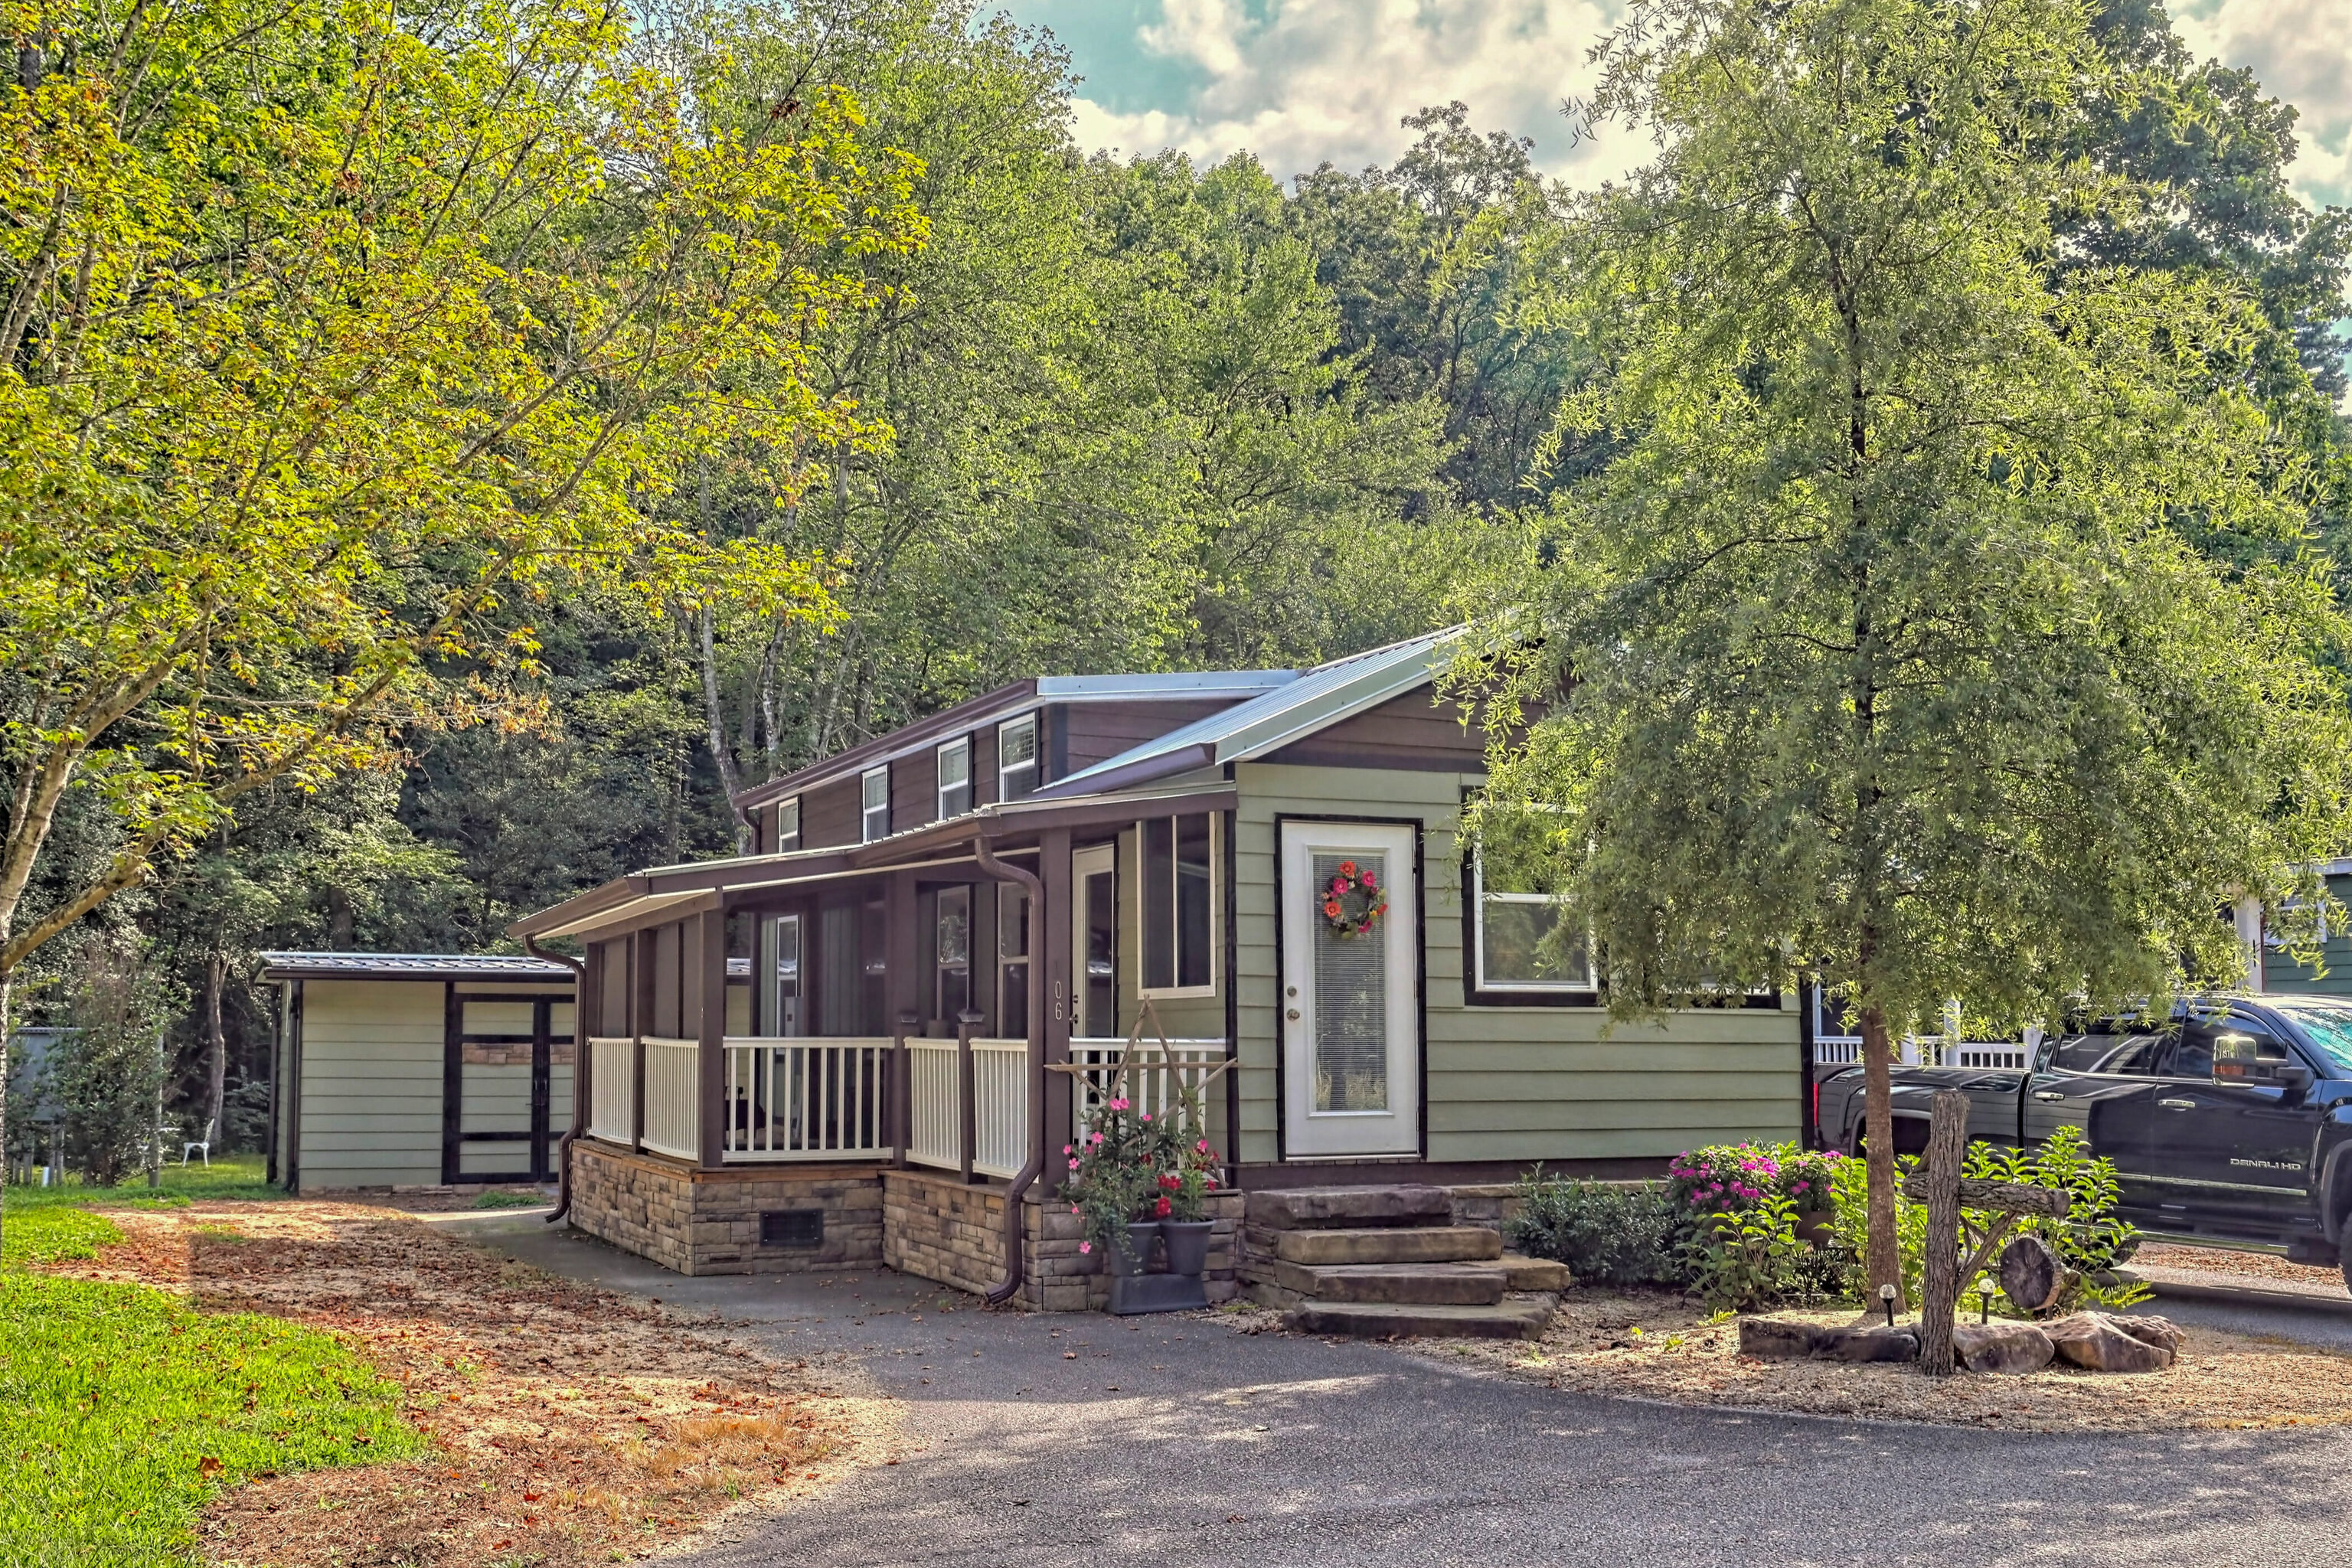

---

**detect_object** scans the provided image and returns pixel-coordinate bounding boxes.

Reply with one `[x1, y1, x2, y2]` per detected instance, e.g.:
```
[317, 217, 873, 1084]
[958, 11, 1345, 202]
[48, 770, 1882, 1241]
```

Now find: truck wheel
[2342, 1230, 2352, 1297]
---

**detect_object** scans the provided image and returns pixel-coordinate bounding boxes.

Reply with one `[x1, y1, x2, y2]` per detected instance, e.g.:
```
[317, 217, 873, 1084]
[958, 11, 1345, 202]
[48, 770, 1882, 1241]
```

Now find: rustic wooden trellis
[1045, 999, 1234, 1149]
[1902, 1089, 2071, 1376]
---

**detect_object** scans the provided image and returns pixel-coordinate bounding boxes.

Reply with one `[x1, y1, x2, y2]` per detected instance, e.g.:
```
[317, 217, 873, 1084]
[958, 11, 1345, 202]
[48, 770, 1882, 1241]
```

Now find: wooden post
[956, 1007, 979, 1183]
[893, 1010, 916, 1166]
[1918, 1088, 1970, 1377]
[697, 909, 727, 1169]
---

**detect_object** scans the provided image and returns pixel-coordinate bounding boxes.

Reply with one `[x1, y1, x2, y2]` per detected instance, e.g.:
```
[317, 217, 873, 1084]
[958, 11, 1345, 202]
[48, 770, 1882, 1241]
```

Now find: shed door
[1280, 822, 1419, 1158]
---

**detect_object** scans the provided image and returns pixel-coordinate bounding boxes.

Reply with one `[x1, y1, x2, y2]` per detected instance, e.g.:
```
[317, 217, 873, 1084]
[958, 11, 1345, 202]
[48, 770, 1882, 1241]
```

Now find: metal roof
[1035, 629, 1462, 799]
[737, 669, 1300, 810]
[258, 952, 576, 983]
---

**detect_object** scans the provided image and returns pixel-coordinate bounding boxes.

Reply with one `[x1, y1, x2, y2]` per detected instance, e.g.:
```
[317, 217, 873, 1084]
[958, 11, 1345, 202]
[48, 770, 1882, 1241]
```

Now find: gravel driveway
[472, 1217, 2352, 1567]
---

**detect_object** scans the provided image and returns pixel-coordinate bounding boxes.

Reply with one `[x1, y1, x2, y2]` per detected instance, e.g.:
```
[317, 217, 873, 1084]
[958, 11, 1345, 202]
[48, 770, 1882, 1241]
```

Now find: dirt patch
[38, 1203, 900, 1565]
[2135, 1242, 2347, 1294]
[1386, 1289, 2352, 1432]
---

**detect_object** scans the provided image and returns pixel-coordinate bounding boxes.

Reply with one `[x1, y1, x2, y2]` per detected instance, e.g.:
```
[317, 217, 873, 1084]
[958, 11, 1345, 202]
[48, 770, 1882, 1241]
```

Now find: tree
[0, 0, 922, 1204]
[1463, 0, 2352, 1300]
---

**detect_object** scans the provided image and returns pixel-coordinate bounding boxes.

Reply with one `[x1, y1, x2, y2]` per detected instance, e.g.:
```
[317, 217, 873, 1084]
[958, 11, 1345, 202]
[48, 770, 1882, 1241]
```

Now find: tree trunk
[695, 604, 752, 853]
[204, 952, 227, 1148]
[1917, 1089, 1970, 1376]
[1859, 1001, 1902, 1304]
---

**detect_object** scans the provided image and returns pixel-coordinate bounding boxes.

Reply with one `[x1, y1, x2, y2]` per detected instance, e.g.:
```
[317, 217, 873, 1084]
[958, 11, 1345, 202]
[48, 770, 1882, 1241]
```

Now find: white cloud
[1067, 0, 1637, 187]
[2171, 0, 2352, 210]
[1064, 0, 2352, 211]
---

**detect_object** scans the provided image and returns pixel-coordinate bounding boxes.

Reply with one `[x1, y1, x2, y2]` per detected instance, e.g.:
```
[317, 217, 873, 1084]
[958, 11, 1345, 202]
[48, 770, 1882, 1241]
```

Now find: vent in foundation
[760, 1209, 824, 1249]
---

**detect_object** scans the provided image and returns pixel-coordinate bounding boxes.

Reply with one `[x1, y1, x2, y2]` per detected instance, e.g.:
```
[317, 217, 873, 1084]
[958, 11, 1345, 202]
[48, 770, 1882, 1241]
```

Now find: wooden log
[1916, 1090, 1970, 1377]
[1900, 1174, 2072, 1217]
[1998, 1234, 2071, 1315]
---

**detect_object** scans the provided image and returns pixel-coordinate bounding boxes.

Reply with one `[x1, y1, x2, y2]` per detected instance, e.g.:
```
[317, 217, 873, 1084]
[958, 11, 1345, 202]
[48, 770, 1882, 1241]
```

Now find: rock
[2105, 1314, 2185, 1355]
[1818, 1325, 1920, 1363]
[1998, 1234, 2066, 1315]
[1952, 1321, 2055, 1374]
[1739, 1318, 1830, 1360]
[2045, 1312, 2174, 1374]
[1245, 1187, 1451, 1230]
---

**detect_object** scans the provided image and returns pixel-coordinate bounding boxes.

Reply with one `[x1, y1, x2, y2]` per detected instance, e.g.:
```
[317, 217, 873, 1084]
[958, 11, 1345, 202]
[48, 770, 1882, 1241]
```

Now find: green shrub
[1682, 1193, 1810, 1312]
[1508, 1171, 1692, 1287]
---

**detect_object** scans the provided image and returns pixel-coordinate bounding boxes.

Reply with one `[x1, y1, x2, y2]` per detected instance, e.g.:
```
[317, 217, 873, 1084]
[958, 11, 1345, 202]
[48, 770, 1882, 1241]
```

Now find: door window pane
[1178, 813, 1213, 989]
[998, 884, 1030, 1038]
[1312, 851, 1389, 1112]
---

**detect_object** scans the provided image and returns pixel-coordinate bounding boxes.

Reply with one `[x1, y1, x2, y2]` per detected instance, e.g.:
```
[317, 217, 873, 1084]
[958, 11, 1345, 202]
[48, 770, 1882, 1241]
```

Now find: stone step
[1498, 1253, 1572, 1292]
[1272, 1225, 1503, 1267]
[1286, 1295, 1557, 1341]
[1243, 1257, 1509, 1305]
[1246, 1185, 1452, 1230]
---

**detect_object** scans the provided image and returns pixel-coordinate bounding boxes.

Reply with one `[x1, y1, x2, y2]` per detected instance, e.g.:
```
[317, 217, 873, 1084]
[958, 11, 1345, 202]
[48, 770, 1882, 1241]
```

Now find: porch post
[956, 1007, 980, 1183]
[697, 908, 727, 1169]
[631, 929, 653, 1152]
[884, 871, 921, 1161]
[1040, 828, 1073, 1153]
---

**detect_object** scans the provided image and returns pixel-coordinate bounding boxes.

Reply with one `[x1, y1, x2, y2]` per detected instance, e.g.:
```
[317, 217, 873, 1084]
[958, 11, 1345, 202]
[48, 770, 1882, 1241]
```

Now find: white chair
[181, 1117, 215, 1166]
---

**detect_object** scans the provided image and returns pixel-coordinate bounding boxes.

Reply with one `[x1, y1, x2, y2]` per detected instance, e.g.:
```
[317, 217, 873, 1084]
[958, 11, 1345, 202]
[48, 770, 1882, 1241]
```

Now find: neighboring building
[508, 630, 1805, 1300]
[2263, 861, 2352, 998]
[260, 952, 579, 1192]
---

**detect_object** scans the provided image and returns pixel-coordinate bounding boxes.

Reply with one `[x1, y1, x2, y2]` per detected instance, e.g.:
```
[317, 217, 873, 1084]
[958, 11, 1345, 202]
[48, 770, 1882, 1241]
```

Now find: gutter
[524, 936, 586, 1224]
[972, 836, 1047, 1307]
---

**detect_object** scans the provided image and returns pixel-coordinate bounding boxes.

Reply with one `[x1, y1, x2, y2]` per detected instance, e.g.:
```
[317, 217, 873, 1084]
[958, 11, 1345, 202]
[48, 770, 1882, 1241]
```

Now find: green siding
[2265, 874, 2352, 996]
[1232, 761, 1801, 1168]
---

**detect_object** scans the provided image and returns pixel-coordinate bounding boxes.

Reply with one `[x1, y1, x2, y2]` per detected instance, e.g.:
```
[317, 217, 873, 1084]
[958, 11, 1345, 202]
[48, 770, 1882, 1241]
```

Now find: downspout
[972, 837, 1046, 1306]
[525, 936, 586, 1223]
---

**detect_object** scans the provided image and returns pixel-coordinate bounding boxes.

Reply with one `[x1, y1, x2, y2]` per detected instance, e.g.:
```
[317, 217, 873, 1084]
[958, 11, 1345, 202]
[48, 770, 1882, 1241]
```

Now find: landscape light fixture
[1976, 1283, 1997, 1325]
[1878, 1282, 1898, 1328]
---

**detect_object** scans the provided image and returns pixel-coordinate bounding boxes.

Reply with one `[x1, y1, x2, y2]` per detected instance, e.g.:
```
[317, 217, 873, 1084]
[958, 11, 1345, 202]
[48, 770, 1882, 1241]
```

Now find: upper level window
[937, 737, 972, 818]
[1471, 851, 1593, 994]
[998, 714, 1038, 801]
[775, 797, 802, 853]
[1141, 812, 1216, 995]
[861, 766, 890, 843]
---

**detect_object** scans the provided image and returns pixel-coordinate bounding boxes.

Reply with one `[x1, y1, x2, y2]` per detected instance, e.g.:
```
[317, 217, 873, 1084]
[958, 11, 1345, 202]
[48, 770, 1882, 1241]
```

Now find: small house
[509, 632, 1808, 1305]
[260, 952, 580, 1192]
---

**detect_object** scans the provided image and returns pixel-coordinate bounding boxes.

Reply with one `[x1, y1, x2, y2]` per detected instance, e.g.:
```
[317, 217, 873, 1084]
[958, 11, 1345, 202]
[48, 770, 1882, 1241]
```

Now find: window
[1471, 852, 1593, 994]
[936, 737, 972, 819]
[775, 797, 801, 853]
[1140, 812, 1216, 995]
[998, 714, 1038, 801]
[861, 766, 890, 842]
[936, 887, 971, 1021]
[997, 883, 1030, 1038]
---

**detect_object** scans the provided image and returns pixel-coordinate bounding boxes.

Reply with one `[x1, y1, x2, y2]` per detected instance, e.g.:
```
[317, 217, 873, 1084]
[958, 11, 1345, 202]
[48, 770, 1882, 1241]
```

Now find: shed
[260, 952, 579, 1193]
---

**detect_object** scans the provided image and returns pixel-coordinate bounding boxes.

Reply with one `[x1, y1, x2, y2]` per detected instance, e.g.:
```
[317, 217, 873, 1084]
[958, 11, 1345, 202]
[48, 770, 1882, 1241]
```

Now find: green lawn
[1, 1158, 425, 1566]
[4, 1152, 281, 1214]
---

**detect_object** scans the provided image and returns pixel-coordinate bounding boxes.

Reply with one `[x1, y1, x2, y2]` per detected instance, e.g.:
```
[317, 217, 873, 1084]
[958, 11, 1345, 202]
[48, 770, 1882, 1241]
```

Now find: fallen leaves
[39, 1202, 898, 1566]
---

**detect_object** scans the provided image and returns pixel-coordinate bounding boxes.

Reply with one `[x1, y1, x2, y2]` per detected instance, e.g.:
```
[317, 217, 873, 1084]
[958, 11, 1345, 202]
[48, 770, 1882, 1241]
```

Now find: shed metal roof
[257, 952, 576, 983]
[1034, 629, 1460, 799]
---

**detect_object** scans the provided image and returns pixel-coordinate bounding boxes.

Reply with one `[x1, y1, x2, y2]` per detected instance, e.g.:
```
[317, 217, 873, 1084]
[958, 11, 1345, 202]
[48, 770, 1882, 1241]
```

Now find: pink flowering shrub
[1667, 1142, 1843, 1216]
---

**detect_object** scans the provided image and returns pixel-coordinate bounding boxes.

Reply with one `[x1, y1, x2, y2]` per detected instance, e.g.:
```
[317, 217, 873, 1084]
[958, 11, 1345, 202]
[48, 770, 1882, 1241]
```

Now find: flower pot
[1160, 1219, 1214, 1277]
[1795, 1208, 1836, 1248]
[1108, 1221, 1159, 1278]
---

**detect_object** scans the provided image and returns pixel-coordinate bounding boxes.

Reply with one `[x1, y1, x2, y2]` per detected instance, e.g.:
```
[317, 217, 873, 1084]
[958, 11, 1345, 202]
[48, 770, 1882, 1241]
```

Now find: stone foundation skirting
[883, 1170, 1243, 1311]
[567, 1139, 883, 1276]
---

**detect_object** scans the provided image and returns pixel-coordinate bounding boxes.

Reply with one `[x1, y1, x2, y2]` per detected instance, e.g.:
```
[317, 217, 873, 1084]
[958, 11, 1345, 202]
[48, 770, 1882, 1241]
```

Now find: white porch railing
[1813, 1037, 2034, 1071]
[588, 1037, 635, 1142]
[906, 1039, 959, 1171]
[970, 1039, 1030, 1181]
[640, 1037, 700, 1160]
[1067, 1036, 1228, 1137]
[723, 1037, 891, 1162]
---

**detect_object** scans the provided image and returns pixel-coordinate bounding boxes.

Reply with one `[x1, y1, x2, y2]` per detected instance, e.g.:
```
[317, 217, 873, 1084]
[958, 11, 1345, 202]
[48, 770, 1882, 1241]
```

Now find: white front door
[1280, 821, 1419, 1158]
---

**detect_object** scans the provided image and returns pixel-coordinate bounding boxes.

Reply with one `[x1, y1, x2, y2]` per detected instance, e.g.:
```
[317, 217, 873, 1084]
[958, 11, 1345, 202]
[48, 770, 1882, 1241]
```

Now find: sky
[992, 0, 2352, 214]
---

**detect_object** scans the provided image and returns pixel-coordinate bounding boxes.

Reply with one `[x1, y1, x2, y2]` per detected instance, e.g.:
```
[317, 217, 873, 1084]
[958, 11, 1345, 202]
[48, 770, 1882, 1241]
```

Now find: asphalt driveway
[470, 1216, 2352, 1568]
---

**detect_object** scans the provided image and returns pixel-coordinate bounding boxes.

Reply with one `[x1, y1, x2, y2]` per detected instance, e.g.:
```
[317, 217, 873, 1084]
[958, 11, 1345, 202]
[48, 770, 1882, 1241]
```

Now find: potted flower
[1060, 1095, 1162, 1276]
[1158, 1132, 1223, 1276]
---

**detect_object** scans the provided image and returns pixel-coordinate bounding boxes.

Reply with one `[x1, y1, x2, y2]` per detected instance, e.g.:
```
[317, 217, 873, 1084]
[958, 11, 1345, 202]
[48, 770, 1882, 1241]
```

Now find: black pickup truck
[1815, 993, 2352, 1289]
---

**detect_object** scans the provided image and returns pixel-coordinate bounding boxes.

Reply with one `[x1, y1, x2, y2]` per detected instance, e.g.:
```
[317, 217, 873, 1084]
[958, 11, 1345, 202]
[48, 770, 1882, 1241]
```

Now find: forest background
[10, 0, 2349, 1168]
